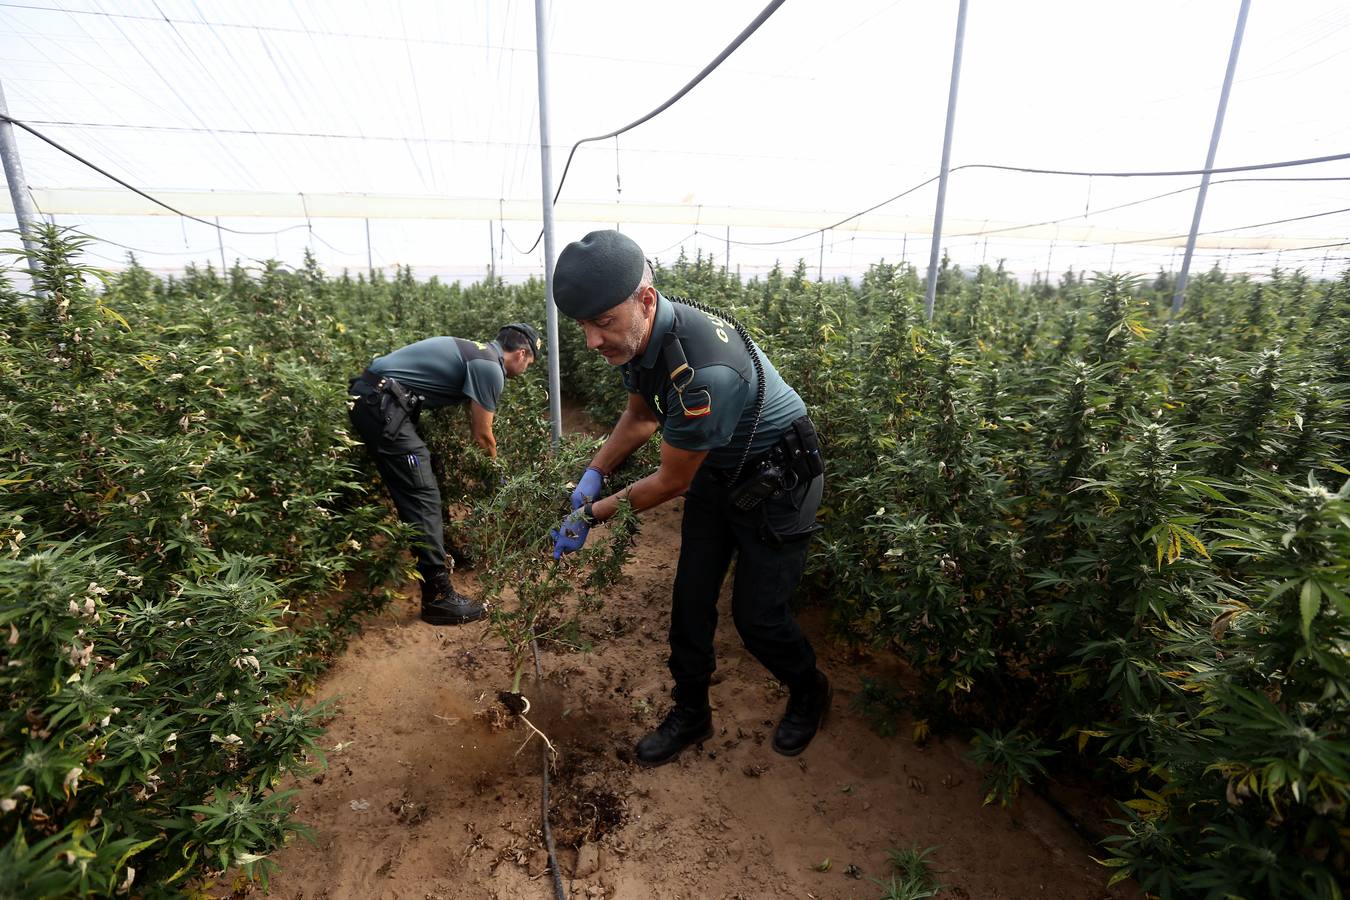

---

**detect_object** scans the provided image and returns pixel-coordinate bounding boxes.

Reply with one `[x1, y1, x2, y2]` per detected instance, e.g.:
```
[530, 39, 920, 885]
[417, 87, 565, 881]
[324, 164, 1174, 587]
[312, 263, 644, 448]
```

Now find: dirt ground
[257, 476, 1135, 900]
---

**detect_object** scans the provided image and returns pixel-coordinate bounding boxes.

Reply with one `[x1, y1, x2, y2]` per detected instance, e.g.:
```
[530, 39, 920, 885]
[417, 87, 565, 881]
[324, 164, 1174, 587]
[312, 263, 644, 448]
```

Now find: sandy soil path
[260, 489, 1126, 900]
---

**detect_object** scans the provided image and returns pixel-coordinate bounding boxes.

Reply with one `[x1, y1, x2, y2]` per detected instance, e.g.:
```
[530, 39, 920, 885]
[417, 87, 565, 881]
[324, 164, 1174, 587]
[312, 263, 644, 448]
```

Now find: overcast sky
[3, 0, 1349, 283]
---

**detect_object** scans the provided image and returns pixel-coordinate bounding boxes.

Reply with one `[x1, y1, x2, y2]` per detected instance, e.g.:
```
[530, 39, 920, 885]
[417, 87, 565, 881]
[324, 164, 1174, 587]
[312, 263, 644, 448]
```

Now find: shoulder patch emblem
[677, 384, 713, 419]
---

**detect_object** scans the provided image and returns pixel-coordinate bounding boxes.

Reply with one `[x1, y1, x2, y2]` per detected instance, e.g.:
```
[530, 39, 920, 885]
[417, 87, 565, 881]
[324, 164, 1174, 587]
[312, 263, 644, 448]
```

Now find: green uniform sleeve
[462, 358, 505, 411]
[660, 364, 749, 453]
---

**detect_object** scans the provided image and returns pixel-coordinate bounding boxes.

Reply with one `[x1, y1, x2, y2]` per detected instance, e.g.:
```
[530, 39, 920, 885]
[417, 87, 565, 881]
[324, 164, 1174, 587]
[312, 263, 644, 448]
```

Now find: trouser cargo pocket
[756, 472, 824, 547]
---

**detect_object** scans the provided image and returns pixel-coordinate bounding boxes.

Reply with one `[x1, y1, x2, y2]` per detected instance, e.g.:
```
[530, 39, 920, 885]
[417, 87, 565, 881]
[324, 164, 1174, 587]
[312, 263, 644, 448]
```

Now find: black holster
[780, 415, 824, 481]
[726, 415, 824, 511]
[356, 370, 422, 441]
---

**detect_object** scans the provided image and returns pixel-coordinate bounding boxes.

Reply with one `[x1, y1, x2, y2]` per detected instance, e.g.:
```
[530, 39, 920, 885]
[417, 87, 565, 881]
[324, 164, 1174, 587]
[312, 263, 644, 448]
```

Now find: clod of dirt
[574, 841, 600, 878]
[498, 690, 528, 715]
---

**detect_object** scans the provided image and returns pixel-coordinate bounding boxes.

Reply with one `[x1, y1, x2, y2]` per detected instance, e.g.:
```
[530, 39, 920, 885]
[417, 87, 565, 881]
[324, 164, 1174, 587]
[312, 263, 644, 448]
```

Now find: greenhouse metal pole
[365, 218, 373, 274]
[1172, 0, 1250, 315]
[924, 0, 968, 320]
[215, 217, 226, 274]
[534, 0, 563, 445]
[0, 78, 43, 288]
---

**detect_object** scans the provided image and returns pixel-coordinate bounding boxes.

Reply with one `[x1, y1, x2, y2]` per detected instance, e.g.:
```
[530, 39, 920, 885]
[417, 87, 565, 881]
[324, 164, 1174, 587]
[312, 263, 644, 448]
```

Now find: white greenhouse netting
[2, 0, 1348, 282]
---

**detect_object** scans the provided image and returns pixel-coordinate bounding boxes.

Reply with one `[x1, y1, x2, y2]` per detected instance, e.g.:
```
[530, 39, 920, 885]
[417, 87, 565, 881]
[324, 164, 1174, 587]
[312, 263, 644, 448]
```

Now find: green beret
[553, 230, 645, 319]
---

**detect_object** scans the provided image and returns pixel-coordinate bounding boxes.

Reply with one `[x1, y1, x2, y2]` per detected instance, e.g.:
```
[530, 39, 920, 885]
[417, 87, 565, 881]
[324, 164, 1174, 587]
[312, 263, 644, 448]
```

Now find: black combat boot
[419, 568, 485, 625]
[635, 684, 713, 767]
[772, 669, 831, 756]
[419, 567, 441, 606]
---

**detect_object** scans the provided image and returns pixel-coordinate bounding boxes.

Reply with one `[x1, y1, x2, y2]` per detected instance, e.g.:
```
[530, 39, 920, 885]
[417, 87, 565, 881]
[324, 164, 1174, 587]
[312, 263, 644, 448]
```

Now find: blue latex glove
[551, 509, 591, 559]
[570, 466, 604, 511]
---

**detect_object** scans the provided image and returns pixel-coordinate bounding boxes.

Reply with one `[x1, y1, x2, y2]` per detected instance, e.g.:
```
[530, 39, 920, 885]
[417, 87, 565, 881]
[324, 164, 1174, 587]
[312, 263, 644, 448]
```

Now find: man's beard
[600, 305, 647, 365]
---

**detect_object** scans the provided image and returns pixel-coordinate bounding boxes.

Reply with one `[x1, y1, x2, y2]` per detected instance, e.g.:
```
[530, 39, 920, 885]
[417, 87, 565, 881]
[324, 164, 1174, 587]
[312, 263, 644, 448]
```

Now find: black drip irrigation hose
[524, 0, 787, 254]
[531, 637, 567, 900]
[0, 113, 303, 237]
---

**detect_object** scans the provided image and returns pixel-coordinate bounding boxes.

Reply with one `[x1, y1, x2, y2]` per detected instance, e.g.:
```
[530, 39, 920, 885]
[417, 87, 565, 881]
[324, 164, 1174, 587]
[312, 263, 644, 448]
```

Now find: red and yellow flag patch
[683, 402, 712, 418]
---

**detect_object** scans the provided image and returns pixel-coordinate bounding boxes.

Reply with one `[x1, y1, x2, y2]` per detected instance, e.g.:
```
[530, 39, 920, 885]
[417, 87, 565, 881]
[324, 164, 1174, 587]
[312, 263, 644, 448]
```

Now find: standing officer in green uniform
[547, 230, 830, 765]
[348, 323, 538, 625]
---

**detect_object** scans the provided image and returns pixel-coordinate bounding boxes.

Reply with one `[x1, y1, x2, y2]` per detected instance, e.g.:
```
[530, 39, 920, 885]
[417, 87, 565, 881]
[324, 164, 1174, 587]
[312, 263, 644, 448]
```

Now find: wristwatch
[581, 500, 597, 524]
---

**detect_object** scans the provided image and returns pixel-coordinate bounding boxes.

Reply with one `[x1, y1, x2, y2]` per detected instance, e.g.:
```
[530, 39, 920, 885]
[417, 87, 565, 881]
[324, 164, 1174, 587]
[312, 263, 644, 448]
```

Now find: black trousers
[668, 462, 823, 700]
[347, 379, 445, 572]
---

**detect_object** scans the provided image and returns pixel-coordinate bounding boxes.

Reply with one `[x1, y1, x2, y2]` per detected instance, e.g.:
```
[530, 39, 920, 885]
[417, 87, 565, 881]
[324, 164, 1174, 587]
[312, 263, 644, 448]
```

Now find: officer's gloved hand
[550, 509, 591, 559]
[570, 466, 604, 511]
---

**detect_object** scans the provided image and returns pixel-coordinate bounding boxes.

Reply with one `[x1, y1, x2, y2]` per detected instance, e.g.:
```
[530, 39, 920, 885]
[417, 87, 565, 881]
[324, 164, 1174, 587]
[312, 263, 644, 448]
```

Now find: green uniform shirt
[621, 293, 806, 469]
[368, 337, 506, 411]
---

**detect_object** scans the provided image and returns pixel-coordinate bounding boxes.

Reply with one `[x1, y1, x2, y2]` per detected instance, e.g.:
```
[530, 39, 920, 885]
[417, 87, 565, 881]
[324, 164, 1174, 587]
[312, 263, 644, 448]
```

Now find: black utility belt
[725, 415, 824, 511]
[359, 370, 421, 411]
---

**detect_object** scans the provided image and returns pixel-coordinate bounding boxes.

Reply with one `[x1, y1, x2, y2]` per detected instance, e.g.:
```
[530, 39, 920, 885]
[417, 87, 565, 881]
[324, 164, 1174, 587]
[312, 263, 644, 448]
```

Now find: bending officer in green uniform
[348, 323, 538, 625]
[547, 230, 830, 765]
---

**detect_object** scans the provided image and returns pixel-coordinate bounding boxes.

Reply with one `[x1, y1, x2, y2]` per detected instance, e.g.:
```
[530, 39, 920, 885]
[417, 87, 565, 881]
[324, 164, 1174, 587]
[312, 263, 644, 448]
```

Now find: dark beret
[553, 230, 645, 319]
